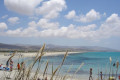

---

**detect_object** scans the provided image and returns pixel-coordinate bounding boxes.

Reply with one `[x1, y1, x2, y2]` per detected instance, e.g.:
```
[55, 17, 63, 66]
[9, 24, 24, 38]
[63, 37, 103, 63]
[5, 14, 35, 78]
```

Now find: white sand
[0, 70, 89, 80]
[20, 51, 85, 57]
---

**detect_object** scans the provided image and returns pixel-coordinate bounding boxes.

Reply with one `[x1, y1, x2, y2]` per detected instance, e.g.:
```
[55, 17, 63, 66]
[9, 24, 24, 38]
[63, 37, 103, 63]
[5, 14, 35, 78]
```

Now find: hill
[0, 43, 119, 52]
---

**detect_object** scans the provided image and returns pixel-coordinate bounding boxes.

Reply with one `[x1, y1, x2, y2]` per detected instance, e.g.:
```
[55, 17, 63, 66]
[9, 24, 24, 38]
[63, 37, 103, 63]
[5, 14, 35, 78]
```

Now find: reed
[50, 65, 60, 80]
[43, 61, 49, 78]
[62, 64, 73, 80]
[32, 56, 41, 80]
[25, 44, 45, 80]
[71, 62, 84, 79]
[52, 62, 54, 75]
[115, 61, 119, 79]
[55, 50, 68, 80]
[103, 62, 109, 80]
[109, 57, 112, 80]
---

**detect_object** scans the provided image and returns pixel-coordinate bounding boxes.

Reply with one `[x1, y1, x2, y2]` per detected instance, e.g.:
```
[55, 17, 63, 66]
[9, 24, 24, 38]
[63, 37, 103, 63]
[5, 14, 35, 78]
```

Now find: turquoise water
[29, 52, 120, 77]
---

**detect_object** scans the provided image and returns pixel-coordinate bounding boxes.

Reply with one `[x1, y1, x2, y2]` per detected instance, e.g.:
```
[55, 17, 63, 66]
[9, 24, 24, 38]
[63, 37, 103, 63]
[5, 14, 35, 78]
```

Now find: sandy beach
[0, 51, 85, 58]
[0, 51, 85, 63]
[0, 70, 90, 80]
[22, 51, 85, 57]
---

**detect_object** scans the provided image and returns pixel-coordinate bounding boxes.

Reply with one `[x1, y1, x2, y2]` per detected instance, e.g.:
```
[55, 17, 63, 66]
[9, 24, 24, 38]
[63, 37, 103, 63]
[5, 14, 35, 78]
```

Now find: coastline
[26, 51, 85, 57]
[0, 51, 86, 65]
[0, 51, 86, 58]
[20, 51, 86, 57]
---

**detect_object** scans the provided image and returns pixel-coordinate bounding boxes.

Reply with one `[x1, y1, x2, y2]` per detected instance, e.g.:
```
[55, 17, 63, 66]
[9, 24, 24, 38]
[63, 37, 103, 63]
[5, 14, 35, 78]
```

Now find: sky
[0, 0, 120, 50]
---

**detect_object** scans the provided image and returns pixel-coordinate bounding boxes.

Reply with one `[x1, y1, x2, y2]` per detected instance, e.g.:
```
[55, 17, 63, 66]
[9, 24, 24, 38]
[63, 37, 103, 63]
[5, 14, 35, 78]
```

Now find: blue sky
[0, 0, 120, 50]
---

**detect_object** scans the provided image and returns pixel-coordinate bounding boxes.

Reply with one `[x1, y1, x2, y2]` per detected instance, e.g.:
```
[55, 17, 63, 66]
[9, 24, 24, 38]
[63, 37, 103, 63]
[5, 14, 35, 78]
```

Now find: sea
[27, 52, 120, 79]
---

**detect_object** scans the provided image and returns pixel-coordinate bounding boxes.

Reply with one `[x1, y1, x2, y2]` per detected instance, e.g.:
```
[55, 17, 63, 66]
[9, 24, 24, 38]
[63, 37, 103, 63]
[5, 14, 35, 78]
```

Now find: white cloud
[4, 14, 120, 41]
[35, 24, 96, 38]
[6, 19, 59, 37]
[5, 23, 96, 38]
[1, 15, 8, 19]
[21, 27, 39, 37]
[0, 22, 7, 30]
[37, 19, 59, 29]
[28, 21, 37, 28]
[106, 14, 119, 23]
[4, 0, 66, 19]
[27, 19, 59, 29]
[6, 28, 22, 36]
[8, 17, 20, 24]
[65, 9, 102, 23]
[65, 10, 76, 19]
[4, 0, 43, 15]
[78, 9, 101, 22]
[77, 24, 96, 31]
[35, 0, 67, 19]
[95, 14, 120, 39]
[3, 0, 120, 41]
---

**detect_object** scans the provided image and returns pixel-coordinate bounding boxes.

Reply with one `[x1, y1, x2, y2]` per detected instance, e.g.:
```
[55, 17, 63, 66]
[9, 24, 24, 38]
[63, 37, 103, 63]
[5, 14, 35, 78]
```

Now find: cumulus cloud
[65, 9, 102, 23]
[95, 14, 120, 39]
[5, 23, 96, 38]
[3, 0, 120, 41]
[6, 28, 22, 36]
[28, 18, 59, 29]
[0, 22, 7, 30]
[37, 19, 59, 29]
[65, 10, 76, 19]
[35, 0, 67, 19]
[6, 19, 59, 37]
[78, 9, 101, 22]
[8, 17, 19, 24]
[4, 14, 120, 41]
[4, 0, 43, 15]
[4, 0, 66, 19]
[28, 21, 37, 28]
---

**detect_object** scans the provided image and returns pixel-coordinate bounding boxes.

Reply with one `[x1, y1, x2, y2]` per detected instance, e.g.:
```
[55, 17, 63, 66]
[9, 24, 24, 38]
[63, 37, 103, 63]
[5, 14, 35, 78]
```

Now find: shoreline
[0, 51, 86, 65]
[20, 51, 86, 57]
[0, 51, 86, 58]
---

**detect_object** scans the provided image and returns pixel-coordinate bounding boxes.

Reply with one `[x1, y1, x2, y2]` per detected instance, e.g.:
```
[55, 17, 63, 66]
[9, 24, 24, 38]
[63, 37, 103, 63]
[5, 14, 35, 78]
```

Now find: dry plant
[71, 62, 84, 79]
[55, 50, 68, 80]
[109, 57, 112, 80]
